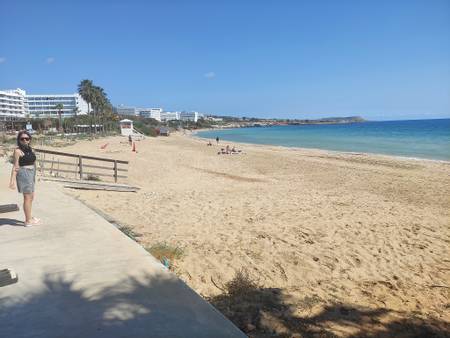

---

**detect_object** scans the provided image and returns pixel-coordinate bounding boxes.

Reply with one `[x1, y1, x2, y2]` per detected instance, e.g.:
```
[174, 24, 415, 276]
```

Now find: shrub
[136, 125, 158, 137]
[146, 242, 184, 265]
[224, 268, 259, 297]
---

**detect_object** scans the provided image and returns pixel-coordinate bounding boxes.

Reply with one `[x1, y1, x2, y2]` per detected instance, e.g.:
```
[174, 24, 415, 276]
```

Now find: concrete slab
[0, 161, 246, 338]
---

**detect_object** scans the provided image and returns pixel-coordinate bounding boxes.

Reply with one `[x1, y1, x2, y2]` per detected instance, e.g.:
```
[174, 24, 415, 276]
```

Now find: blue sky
[1, 0, 449, 120]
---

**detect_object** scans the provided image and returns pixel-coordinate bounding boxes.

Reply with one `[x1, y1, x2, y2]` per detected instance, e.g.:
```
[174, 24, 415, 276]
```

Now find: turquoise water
[197, 119, 450, 161]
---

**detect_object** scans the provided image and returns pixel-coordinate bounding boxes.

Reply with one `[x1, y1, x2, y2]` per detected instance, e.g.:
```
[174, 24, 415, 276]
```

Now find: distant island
[288, 116, 366, 124]
[201, 115, 366, 129]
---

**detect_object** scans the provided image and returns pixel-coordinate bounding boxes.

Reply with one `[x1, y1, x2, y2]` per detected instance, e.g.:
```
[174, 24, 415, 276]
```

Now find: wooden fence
[34, 148, 128, 183]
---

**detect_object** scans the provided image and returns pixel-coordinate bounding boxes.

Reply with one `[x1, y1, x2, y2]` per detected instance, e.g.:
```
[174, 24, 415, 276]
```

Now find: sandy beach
[41, 133, 449, 336]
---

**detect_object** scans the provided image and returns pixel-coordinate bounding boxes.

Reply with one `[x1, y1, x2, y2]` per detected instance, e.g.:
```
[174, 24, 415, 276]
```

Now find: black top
[18, 147, 36, 167]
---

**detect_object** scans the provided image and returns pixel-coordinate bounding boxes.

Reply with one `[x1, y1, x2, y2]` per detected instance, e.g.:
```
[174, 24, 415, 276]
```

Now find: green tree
[55, 103, 64, 132]
[78, 80, 94, 114]
[78, 79, 95, 133]
[91, 85, 110, 133]
[78, 80, 113, 134]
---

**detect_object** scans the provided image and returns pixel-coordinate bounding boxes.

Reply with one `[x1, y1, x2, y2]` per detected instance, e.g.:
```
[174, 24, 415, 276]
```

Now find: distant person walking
[128, 134, 132, 145]
[216, 136, 219, 145]
[9, 130, 40, 227]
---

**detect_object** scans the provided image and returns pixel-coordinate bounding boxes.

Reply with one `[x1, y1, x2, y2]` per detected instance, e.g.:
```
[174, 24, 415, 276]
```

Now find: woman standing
[9, 130, 40, 226]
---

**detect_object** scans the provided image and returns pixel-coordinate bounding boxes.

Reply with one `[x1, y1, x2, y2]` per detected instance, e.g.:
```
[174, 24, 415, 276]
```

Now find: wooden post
[78, 155, 83, 180]
[114, 160, 118, 183]
[41, 153, 45, 175]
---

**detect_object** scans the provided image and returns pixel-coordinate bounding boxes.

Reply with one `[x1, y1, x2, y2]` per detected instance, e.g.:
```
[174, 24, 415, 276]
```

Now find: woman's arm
[9, 149, 21, 189]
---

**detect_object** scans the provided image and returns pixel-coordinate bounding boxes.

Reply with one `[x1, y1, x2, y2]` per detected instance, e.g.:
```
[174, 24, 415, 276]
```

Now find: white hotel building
[114, 106, 163, 121]
[114, 105, 137, 116]
[138, 108, 163, 121]
[160, 111, 180, 121]
[0, 88, 27, 119]
[0, 88, 89, 119]
[180, 111, 200, 122]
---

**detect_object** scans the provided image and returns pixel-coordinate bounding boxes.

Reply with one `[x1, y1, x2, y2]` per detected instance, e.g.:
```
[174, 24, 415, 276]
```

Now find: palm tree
[55, 103, 64, 132]
[91, 85, 110, 134]
[78, 80, 94, 133]
[78, 80, 112, 134]
[78, 80, 94, 114]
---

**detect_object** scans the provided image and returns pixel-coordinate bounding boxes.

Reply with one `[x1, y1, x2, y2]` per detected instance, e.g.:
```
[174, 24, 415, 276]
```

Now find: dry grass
[146, 242, 184, 265]
[118, 225, 141, 241]
[208, 268, 290, 335]
[224, 268, 260, 297]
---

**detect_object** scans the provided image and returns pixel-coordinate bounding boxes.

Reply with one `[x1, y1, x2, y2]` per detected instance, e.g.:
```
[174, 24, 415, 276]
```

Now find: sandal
[24, 217, 41, 227]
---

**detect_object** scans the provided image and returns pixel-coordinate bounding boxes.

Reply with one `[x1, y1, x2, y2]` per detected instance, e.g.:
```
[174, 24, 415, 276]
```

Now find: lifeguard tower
[119, 119, 133, 136]
[119, 119, 145, 139]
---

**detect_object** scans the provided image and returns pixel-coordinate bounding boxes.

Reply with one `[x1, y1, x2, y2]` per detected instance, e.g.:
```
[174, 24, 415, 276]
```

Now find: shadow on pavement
[0, 272, 244, 338]
[0, 218, 24, 226]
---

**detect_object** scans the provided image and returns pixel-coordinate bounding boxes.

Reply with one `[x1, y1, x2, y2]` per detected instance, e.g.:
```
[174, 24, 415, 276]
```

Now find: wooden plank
[63, 184, 138, 192]
[114, 160, 118, 183]
[77, 163, 127, 172]
[39, 160, 127, 172]
[39, 177, 138, 189]
[73, 163, 128, 172]
[34, 148, 128, 164]
[0, 204, 19, 213]
[40, 154, 45, 175]
[78, 155, 83, 180]
[40, 168, 79, 174]
[74, 158, 78, 179]
[39, 159, 82, 166]
[50, 156, 54, 175]
[0, 269, 18, 287]
[83, 171, 127, 178]
[39, 167, 127, 178]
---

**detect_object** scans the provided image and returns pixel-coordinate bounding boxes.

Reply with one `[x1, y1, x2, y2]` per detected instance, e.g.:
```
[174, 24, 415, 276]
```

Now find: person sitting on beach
[230, 146, 243, 154]
[226, 145, 230, 154]
[217, 148, 226, 155]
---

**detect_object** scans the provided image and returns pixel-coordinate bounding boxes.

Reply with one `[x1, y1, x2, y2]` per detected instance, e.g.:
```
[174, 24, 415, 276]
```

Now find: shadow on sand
[207, 270, 450, 338]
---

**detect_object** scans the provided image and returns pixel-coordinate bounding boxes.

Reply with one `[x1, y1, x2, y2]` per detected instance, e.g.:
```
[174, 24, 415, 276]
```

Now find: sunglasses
[20, 138, 30, 141]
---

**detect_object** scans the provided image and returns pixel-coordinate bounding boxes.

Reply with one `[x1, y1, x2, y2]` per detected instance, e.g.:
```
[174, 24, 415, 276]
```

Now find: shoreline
[189, 129, 450, 165]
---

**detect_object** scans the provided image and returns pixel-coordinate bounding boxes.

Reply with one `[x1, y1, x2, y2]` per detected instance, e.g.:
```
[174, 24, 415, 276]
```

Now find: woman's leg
[23, 193, 33, 224]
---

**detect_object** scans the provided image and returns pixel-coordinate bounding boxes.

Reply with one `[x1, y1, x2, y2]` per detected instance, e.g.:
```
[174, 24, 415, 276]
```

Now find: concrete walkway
[0, 161, 245, 338]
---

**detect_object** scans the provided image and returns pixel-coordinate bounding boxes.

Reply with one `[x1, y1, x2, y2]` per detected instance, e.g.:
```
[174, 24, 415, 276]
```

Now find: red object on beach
[132, 142, 137, 152]
[100, 143, 108, 149]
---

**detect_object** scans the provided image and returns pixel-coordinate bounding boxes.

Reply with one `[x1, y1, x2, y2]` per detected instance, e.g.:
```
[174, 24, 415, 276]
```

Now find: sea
[196, 118, 450, 161]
